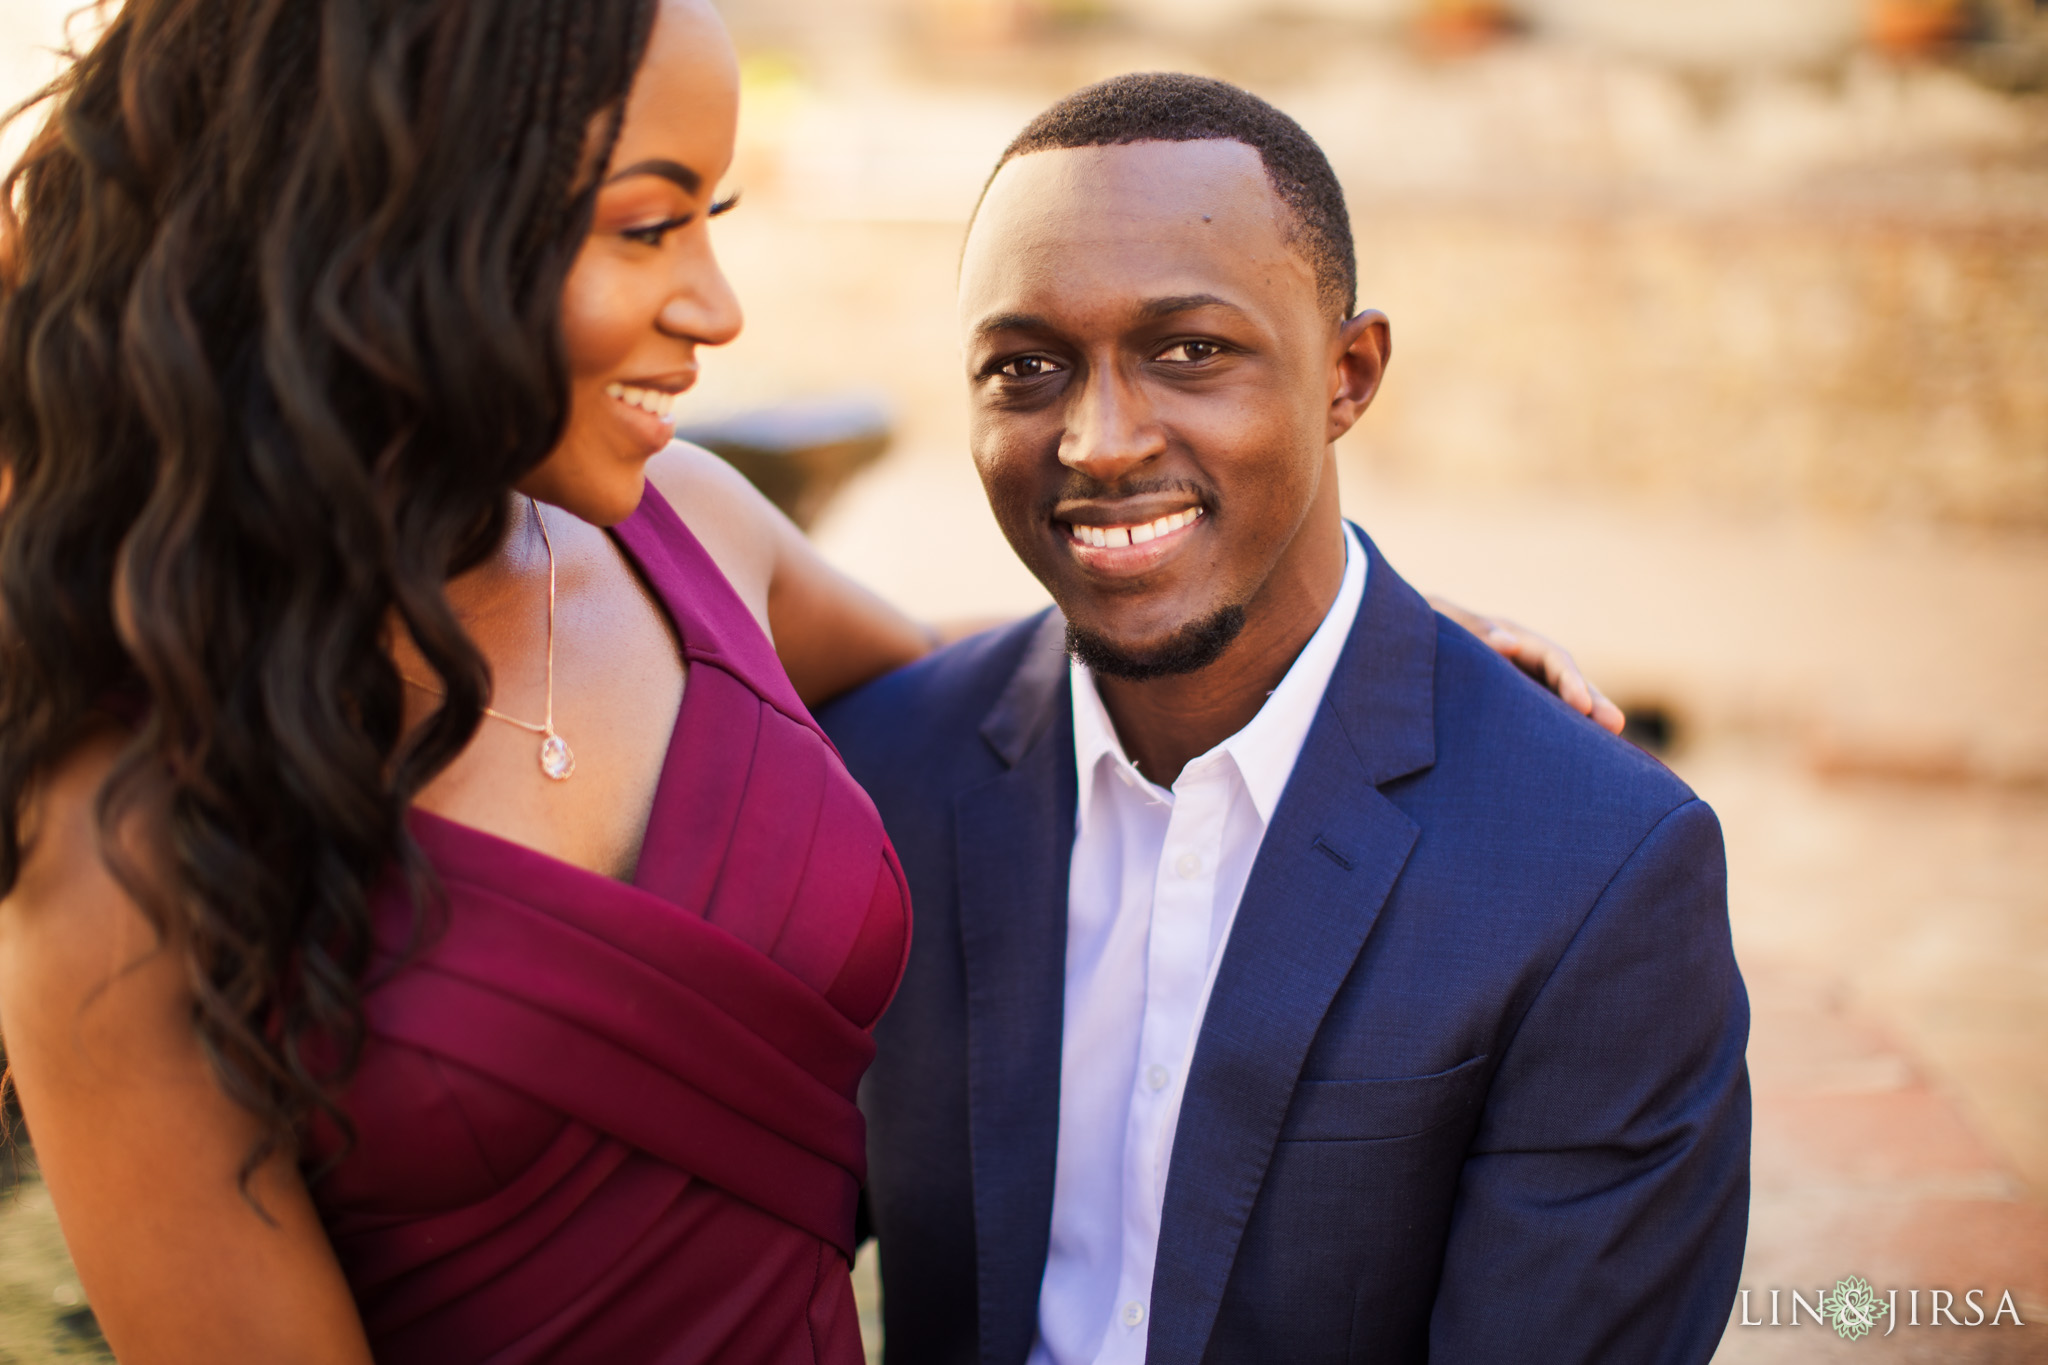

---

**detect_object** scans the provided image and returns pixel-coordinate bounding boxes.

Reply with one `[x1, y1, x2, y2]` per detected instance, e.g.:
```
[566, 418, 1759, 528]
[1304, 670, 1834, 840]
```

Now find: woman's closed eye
[622, 215, 692, 247]
[620, 192, 740, 247]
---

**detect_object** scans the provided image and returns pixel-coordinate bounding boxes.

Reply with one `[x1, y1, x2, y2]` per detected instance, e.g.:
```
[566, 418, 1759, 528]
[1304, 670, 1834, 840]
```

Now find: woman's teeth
[1065, 506, 1204, 549]
[606, 383, 680, 420]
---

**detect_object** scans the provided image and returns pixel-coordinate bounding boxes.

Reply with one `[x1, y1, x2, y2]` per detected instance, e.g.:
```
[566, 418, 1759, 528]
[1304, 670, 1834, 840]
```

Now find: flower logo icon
[1819, 1275, 1889, 1341]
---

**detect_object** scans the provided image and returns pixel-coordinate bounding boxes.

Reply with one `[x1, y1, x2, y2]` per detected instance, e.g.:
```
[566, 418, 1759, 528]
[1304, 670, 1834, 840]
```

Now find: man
[821, 74, 1748, 1365]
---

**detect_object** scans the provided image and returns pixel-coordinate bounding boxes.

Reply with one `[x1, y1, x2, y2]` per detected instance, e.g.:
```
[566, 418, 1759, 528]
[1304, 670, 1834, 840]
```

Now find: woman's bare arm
[0, 731, 373, 1365]
[647, 444, 932, 707]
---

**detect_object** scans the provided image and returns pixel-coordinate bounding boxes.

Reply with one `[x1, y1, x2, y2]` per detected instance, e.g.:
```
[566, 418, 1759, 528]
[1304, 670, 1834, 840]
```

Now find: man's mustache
[1037, 475, 1215, 520]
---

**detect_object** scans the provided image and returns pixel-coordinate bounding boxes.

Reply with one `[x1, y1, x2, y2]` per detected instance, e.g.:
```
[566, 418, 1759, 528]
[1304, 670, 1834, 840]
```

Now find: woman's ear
[1326, 309, 1391, 444]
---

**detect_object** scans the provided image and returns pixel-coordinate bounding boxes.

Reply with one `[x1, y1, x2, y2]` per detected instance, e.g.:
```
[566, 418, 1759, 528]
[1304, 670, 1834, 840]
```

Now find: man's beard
[1065, 602, 1248, 681]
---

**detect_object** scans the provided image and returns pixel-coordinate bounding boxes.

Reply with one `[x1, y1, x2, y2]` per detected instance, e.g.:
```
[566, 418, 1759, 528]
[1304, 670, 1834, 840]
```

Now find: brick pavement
[1719, 960, 2048, 1362]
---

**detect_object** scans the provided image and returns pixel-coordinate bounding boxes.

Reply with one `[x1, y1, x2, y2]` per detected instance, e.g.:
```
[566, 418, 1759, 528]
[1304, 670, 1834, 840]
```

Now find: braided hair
[0, 0, 658, 1183]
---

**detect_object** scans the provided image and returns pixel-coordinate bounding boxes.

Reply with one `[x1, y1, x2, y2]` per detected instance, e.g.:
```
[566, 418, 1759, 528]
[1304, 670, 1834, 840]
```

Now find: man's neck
[1094, 514, 1347, 787]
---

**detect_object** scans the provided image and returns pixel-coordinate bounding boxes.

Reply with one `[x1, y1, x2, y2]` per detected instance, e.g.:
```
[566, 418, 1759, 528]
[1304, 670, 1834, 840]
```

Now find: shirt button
[1123, 1300, 1146, 1328]
[1174, 851, 1203, 880]
[1146, 1064, 1171, 1091]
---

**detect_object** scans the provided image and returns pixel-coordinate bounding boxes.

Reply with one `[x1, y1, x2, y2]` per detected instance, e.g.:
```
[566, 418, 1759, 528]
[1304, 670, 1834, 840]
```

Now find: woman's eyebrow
[605, 159, 701, 193]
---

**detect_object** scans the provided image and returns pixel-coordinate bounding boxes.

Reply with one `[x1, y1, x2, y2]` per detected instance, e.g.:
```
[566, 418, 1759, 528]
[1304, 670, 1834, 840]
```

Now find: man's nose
[1058, 367, 1165, 483]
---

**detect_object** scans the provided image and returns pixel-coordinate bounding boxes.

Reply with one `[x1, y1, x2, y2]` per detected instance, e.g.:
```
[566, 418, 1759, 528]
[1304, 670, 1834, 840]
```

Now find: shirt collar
[1071, 522, 1369, 827]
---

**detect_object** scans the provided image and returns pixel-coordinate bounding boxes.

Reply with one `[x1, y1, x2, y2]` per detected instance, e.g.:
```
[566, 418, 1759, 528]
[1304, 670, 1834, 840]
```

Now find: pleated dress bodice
[306, 484, 911, 1364]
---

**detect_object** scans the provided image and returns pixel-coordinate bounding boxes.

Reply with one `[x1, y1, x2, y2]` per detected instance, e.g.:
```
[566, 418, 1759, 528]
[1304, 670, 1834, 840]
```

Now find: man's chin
[1064, 603, 1248, 682]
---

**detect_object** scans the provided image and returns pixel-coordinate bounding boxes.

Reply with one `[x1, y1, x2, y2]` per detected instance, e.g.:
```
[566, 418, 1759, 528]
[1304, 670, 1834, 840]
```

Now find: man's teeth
[605, 383, 680, 420]
[1067, 506, 1204, 549]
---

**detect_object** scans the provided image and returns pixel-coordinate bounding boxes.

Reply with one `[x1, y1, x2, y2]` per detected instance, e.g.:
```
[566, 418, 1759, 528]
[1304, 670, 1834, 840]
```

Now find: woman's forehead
[612, 0, 738, 166]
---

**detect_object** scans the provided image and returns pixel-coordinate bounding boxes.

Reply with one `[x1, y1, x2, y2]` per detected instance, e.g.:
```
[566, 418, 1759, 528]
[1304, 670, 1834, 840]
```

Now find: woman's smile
[603, 371, 697, 452]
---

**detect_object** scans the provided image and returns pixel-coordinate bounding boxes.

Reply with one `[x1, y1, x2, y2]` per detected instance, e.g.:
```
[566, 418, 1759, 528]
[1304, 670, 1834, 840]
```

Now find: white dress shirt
[1028, 524, 1368, 1365]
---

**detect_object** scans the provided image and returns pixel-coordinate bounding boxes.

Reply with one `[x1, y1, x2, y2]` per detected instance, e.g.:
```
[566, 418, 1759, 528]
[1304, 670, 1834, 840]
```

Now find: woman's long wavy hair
[0, 0, 657, 1180]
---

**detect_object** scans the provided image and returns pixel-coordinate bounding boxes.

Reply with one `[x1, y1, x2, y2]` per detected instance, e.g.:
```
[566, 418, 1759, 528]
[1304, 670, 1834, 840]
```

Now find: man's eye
[622, 215, 692, 247]
[1157, 340, 1223, 363]
[996, 356, 1060, 379]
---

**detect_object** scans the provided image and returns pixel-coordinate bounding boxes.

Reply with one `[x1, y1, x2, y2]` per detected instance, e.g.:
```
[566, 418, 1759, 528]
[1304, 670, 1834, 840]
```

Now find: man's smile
[1055, 501, 1207, 575]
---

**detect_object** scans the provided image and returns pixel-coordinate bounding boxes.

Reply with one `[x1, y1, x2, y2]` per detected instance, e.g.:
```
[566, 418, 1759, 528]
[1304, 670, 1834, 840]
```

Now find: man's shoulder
[1356, 618, 1730, 1032]
[1410, 614, 1702, 846]
[818, 610, 1056, 790]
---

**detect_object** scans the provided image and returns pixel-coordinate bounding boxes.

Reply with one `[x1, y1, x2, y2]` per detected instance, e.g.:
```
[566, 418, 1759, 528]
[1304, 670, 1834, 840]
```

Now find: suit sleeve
[1427, 798, 1750, 1364]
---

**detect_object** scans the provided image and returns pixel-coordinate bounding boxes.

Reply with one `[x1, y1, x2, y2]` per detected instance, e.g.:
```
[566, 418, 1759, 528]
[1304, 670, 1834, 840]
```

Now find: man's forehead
[960, 139, 1306, 320]
[969, 140, 1283, 250]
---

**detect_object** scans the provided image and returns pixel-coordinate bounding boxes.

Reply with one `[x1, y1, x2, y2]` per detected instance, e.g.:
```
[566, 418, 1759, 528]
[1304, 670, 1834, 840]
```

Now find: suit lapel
[1147, 530, 1439, 1365]
[955, 611, 1075, 1365]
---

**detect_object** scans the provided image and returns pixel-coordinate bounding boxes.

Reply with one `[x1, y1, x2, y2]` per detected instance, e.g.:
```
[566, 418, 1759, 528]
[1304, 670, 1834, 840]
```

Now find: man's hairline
[967, 135, 1283, 240]
[960, 136, 1342, 321]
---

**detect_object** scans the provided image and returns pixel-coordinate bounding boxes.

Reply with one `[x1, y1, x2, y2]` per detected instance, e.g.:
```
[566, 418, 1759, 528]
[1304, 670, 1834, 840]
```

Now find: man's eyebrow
[973, 312, 1050, 339]
[605, 159, 702, 193]
[1134, 293, 1243, 322]
[972, 295, 1244, 340]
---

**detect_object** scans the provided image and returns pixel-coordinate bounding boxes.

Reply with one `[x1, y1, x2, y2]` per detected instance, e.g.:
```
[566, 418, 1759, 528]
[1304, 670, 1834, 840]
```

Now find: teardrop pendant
[539, 731, 575, 782]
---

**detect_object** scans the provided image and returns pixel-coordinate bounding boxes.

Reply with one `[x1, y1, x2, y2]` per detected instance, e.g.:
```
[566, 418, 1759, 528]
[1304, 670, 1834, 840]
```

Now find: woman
[0, 1, 1615, 1361]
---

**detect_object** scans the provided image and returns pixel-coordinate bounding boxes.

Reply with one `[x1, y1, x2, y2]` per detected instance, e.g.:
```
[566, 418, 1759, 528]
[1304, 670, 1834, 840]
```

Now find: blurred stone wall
[1288, 34, 2048, 529]
[1349, 204, 2046, 526]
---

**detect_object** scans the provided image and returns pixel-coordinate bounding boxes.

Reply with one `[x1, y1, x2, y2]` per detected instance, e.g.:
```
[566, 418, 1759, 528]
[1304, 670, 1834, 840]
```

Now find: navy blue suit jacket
[820, 532, 1749, 1365]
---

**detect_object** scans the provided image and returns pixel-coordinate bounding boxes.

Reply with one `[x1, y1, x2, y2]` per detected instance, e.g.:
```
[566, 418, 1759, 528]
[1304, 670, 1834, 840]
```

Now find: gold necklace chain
[402, 496, 576, 782]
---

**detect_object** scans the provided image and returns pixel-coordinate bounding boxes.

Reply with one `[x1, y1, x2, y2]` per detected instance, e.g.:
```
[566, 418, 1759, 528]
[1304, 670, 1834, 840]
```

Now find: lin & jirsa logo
[1738, 1275, 2028, 1340]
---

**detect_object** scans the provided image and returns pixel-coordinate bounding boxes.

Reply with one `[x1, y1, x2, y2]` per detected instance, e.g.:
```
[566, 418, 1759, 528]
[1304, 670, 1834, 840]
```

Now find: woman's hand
[1427, 597, 1626, 736]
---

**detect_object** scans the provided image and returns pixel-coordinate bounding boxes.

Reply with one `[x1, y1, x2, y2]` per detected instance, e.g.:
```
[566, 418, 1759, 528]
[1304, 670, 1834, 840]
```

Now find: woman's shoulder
[8, 722, 141, 912]
[0, 723, 181, 1060]
[640, 440, 780, 636]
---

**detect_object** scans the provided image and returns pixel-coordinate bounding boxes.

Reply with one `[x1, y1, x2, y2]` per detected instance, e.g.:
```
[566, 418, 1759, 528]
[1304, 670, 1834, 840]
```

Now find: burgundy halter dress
[305, 485, 911, 1363]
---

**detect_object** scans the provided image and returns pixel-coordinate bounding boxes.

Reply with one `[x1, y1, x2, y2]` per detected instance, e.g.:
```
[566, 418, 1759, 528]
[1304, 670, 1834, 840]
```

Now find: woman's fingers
[1500, 625, 1626, 736]
[1430, 599, 1628, 737]
[1589, 690, 1626, 736]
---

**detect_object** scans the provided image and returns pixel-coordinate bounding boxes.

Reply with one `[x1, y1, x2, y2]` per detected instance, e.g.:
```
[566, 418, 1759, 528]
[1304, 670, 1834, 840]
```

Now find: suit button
[1146, 1064, 1170, 1091]
[1174, 851, 1202, 880]
[1123, 1301, 1146, 1327]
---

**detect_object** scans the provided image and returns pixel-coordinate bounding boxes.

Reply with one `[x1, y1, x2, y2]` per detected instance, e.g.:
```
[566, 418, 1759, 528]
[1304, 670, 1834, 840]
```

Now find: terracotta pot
[1415, 0, 1519, 55]
[1867, 0, 1968, 55]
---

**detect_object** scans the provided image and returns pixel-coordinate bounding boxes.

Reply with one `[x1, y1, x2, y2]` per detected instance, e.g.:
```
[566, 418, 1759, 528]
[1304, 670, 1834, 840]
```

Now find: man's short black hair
[989, 72, 1357, 320]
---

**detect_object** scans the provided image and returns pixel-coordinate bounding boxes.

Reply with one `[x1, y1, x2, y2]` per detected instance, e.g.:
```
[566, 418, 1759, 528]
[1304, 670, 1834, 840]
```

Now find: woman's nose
[660, 245, 743, 348]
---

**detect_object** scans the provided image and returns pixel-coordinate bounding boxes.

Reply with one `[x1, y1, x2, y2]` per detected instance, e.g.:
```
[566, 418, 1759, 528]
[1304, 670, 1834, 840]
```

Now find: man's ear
[1326, 309, 1391, 444]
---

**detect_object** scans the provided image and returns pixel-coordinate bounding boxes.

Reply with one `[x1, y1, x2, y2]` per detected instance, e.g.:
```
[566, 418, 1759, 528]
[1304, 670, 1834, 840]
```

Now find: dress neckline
[409, 483, 700, 893]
